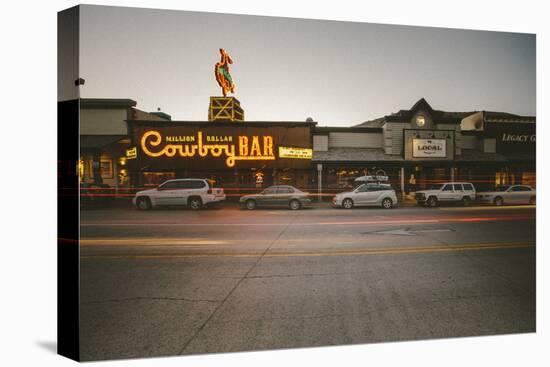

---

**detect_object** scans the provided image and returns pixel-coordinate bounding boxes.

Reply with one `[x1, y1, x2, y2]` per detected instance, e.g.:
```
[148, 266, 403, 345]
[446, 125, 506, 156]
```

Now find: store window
[522, 172, 536, 188]
[495, 171, 506, 186]
[143, 172, 176, 187]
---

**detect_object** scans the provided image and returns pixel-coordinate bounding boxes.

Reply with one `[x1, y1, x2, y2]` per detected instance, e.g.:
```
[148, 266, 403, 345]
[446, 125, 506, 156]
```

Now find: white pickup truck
[133, 178, 226, 210]
[415, 182, 476, 207]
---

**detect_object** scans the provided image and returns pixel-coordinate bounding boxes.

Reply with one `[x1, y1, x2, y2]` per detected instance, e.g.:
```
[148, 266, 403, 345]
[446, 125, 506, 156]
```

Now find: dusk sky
[80, 5, 536, 126]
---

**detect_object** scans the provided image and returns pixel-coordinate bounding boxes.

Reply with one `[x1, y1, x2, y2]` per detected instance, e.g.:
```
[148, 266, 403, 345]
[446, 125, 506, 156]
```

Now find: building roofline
[81, 98, 137, 108]
[313, 126, 382, 133]
[126, 120, 318, 127]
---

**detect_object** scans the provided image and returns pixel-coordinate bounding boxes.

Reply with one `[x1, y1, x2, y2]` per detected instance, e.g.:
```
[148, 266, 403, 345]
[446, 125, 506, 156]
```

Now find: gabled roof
[385, 98, 475, 124]
[355, 98, 476, 126]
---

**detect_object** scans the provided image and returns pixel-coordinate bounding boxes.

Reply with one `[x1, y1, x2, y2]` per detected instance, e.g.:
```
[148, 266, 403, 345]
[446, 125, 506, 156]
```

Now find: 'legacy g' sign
[412, 139, 446, 158]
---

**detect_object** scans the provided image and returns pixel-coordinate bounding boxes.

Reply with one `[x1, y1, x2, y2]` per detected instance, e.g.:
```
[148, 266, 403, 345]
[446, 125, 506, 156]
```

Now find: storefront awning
[313, 148, 535, 164]
[312, 148, 403, 162]
[456, 150, 508, 162]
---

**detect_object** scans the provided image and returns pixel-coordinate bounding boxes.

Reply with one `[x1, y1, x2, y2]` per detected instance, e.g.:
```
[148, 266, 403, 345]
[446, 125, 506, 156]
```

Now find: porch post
[317, 164, 322, 202]
[400, 166, 405, 200]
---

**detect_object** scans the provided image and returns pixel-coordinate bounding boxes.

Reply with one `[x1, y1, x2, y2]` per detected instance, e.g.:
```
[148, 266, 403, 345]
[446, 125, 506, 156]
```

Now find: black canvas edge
[57, 5, 81, 362]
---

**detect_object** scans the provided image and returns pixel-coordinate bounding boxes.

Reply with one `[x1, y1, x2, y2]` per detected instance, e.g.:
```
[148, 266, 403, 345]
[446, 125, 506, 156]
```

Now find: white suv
[415, 182, 476, 207]
[333, 183, 398, 209]
[133, 179, 226, 210]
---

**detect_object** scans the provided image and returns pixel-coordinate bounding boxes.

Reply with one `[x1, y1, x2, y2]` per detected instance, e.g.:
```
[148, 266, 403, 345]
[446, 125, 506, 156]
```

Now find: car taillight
[207, 188, 213, 194]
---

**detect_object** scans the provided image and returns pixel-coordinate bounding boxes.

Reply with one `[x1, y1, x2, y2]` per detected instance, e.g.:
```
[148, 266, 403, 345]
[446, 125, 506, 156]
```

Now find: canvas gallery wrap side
[58, 4, 536, 362]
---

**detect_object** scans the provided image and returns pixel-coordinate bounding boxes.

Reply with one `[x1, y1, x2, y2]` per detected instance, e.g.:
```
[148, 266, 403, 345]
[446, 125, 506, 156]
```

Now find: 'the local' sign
[412, 138, 446, 158]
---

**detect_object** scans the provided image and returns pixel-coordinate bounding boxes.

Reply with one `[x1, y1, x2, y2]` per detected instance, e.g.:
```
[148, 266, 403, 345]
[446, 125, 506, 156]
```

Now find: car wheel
[188, 197, 203, 210]
[245, 199, 257, 210]
[494, 196, 504, 206]
[381, 198, 393, 209]
[462, 196, 471, 207]
[529, 196, 535, 205]
[427, 196, 438, 208]
[289, 199, 301, 210]
[342, 198, 354, 209]
[136, 197, 152, 211]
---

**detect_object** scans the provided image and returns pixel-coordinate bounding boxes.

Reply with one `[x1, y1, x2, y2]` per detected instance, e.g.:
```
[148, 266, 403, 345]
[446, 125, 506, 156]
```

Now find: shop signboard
[412, 138, 446, 158]
[130, 122, 313, 170]
[125, 147, 137, 160]
[279, 146, 313, 159]
[486, 123, 536, 154]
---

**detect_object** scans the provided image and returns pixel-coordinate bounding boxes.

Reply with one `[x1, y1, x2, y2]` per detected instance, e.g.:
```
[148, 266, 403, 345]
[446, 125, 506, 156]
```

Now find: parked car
[415, 182, 476, 207]
[239, 185, 312, 210]
[333, 183, 397, 209]
[133, 178, 225, 210]
[476, 185, 536, 206]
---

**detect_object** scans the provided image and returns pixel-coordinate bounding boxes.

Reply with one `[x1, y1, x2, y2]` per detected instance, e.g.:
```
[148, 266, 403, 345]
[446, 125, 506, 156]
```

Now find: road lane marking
[80, 215, 534, 227]
[80, 238, 231, 245]
[80, 241, 535, 259]
[440, 205, 535, 211]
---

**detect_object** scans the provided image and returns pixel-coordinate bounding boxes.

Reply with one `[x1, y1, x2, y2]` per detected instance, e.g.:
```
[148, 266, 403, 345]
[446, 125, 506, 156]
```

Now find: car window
[160, 181, 178, 190]
[276, 187, 293, 194]
[512, 186, 531, 192]
[463, 184, 474, 191]
[190, 180, 206, 189]
[442, 184, 453, 191]
[495, 185, 510, 192]
[173, 181, 189, 189]
[356, 185, 369, 192]
[262, 188, 277, 195]
[453, 184, 463, 191]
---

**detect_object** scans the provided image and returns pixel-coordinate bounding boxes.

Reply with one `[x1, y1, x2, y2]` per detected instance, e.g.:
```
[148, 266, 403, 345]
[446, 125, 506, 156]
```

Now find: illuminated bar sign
[130, 123, 313, 169]
[141, 130, 274, 167]
[278, 146, 313, 159]
[130, 121, 312, 172]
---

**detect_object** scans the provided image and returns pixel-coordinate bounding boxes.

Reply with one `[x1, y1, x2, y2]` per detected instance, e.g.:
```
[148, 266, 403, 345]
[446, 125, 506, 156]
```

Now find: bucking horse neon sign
[214, 48, 235, 97]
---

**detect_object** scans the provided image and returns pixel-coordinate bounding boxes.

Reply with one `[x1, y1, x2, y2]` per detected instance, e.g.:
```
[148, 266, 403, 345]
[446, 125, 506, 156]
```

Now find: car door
[439, 184, 454, 202]
[353, 185, 370, 205]
[258, 187, 277, 207]
[511, 185, 531, 204]
[364, 185, 383, 205]
[453, 184, 464, 201]
[176, 180, 197, 206]
[155, 181, 180, 206]
[462, 183, 475, 199]
[275, 187, 293, 207]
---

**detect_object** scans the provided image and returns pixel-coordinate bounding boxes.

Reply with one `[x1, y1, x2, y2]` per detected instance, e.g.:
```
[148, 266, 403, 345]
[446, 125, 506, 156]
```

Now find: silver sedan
[476, 185, 536, 206]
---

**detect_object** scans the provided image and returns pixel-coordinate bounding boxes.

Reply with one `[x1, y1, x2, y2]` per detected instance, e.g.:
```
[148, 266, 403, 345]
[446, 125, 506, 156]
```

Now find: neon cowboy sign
[140, 130, 275, 167]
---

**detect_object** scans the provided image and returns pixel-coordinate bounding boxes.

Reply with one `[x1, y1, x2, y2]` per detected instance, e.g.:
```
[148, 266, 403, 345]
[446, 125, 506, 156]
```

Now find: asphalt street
[78, 204, 536, 361]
